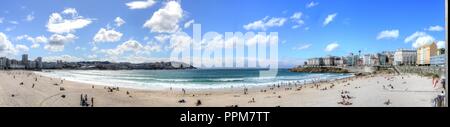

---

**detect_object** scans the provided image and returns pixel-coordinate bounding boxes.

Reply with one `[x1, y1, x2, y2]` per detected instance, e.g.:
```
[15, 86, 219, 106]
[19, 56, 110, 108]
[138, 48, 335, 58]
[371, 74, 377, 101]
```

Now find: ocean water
[37, 69, 353, 90]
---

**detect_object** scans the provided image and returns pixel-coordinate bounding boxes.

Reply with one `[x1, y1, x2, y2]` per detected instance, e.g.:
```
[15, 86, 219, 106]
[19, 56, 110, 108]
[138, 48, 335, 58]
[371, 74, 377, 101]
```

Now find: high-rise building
[22, 54, 29, 67]
[35, 57, 43, 69]
[430, 54, 445, 66]
[345, 53, 359, 66]
[416, 42, 437, 65]
[0, 57, 8, 69]
[307, 58, 324, 66]
[363, 54, 373, 66]
[394, 49, 416, 65]
[323, 56, 336, 66]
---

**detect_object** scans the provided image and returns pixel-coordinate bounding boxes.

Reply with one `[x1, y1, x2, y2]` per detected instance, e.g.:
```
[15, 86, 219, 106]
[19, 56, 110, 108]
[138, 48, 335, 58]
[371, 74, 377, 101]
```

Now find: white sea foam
[36, 70, 353, 90]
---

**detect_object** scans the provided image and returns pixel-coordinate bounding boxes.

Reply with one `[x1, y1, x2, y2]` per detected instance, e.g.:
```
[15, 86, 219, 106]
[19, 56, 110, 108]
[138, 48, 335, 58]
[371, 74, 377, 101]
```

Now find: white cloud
[437, 41, 446, 49]
[93, 28, 123, 43]
[62, 8, 77, 16]
[404, 31, 440, 48]
[16, 35, 32, 41]
[34, 36, 48, 43]
[5, 27, 15, 32]
[87, 54, 97, 59]
[9, 21, 19, 25]
[114, 17, 126, 27]
[290, 12, 302, 20]
[290, 12, 304, 29]
[43, 55, 84, 62]
[15, 44, 29, 52]
[243, 16, 287, 31]
[304, 27, 310, 31]
[412, 35, 435, 48]
[143, 1, 183, 33]
[306, 1, 319, 8]
[25, 12, 35, 22]
[154, 34, 171, 42]
[47, 8, 93, 33]
[323, 13, 337, 26]
[245, 33, 278, 47]
[44, 33, 77, 52]
[325, 42, 339, 52]
[169, 32, 192, 51]
[293, 44, 312, 50]
[184, 19, 195, 28]
[16, 35, 48, 48]
[376, 29, 399, 40]
[0, 32, 16, 56]
[100, 39, 160, 56]
[404, 31, 427, 43]
[126, 0, 156, 10]
[143, 41, 162, 52]
[0, 17, 4, 23]
[91, 46, 98, 51]
[0, 32, 33, 56]
[426, 25, 444, 32]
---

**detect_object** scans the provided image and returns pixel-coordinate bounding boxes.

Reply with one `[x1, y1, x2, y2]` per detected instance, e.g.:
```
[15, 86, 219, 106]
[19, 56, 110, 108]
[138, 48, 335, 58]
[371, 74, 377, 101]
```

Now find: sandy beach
[0, 70, 443, 107]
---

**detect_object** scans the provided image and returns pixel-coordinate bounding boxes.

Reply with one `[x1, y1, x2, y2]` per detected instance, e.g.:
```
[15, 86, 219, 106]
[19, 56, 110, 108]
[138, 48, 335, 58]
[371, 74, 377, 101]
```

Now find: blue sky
[0, 0, 446, 67]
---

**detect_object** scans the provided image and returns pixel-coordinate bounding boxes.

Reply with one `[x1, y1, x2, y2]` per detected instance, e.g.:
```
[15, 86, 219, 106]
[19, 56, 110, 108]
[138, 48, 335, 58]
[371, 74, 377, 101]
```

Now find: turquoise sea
[38, 69, 353, 90]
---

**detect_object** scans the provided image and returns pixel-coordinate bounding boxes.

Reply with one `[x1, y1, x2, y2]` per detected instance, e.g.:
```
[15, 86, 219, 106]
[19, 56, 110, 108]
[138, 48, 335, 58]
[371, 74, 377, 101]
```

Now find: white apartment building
[394, 49, 417, 65]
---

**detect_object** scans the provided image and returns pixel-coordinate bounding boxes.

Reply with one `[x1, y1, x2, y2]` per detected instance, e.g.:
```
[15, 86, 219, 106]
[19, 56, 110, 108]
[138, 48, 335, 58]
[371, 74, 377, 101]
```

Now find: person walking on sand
[80, 94, 83, 106]
[91, 97, 94, 107]
[182, 88, 186, 95]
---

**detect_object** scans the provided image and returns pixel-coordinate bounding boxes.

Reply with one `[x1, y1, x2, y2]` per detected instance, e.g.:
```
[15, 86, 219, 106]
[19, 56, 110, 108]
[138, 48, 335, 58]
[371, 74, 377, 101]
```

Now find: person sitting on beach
[346, 95, 352, 99]
[248, 98, 256, 103]
[196, 100, 202, 106]
[384, 99, 391, 105]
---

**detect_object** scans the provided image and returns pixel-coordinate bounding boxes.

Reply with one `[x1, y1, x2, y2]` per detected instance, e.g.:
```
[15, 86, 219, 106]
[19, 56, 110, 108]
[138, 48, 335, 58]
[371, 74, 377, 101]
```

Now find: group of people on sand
[105, 86, 120, 92]
[80, 94, 94, 107]
[338, 90, 353, 105]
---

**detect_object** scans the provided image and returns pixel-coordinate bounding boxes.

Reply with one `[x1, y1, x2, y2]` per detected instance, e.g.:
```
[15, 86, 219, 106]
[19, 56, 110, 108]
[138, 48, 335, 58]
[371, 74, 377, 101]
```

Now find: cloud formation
[45, 33, 77, 52]
[46, 8, 93, 33]
[143, 1, 183, 33]
[376, 29, 399, 40]
[306, 1, 319, 8]
[93, 28, 123, 43]
[325, 42, 339, 52]
[293, 44, 312, 50]
[323, 13, 337, 26]
[426, 25, 444, 32]
[243, 16, 287, 31]
[126, 0, 156, 10]
[114, 17, 126, 27]
[404, 31, 438, 48]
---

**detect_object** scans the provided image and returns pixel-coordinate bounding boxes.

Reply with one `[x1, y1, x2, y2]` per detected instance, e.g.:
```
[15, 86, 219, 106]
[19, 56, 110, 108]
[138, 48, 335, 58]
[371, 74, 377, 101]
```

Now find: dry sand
[0, 70, 443, 107]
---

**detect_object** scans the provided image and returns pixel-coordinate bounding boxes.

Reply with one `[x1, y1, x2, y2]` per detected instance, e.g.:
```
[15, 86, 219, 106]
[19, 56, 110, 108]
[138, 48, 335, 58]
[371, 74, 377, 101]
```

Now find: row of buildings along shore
[0, 54, 195, 70]
[304, 42, 446, 67]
